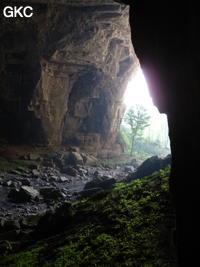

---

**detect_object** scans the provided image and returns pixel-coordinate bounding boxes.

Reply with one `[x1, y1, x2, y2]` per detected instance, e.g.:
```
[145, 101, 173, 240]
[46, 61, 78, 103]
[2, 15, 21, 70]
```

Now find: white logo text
[3, 6, 34, 18]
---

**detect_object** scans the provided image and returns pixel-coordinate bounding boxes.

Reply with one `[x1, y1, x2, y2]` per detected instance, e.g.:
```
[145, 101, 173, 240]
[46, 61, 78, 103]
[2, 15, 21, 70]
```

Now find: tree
[124, 105, 150, 156]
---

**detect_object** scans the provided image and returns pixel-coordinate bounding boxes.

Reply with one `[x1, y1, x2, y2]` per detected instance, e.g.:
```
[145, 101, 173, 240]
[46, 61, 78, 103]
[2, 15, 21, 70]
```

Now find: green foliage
[124, 105, 150, 135]
[120, 125, 131, 151]
[0, 167, 176, 266]
[134, 137, 170, 157]
[120, 105, 170, 158]
[120, 127, 170, 159]
[123, 105, 150, 156]
[0, 246, 44, 266]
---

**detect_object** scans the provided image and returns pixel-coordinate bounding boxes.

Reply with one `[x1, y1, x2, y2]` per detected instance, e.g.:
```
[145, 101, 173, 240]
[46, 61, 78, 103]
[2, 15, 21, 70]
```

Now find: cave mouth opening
[121, 67, 171, 159]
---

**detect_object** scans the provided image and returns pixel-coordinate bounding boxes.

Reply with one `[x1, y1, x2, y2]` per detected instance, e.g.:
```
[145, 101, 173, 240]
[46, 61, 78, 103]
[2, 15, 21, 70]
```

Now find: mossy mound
[0, 167, 176, 266]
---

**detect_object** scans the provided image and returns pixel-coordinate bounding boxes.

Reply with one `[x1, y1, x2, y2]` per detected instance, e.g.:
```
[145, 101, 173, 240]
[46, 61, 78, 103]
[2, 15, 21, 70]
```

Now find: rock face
[0, 0, 137, 157]
[8, 186, 39, 203]
[126, 155, 171, 181]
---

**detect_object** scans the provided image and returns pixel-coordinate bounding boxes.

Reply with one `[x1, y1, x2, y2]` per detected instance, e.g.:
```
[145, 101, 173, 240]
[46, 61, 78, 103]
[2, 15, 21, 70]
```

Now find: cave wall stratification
[0, 0, 137, 157]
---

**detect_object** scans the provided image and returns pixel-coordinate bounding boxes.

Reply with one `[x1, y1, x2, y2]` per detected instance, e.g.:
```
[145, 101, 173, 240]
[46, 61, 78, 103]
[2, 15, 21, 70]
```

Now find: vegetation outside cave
[120, 68, 171, 162]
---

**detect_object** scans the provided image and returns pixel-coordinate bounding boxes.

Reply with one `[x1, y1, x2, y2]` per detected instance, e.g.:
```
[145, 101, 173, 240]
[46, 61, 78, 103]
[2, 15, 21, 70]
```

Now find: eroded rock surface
[0, 0, 137, 157]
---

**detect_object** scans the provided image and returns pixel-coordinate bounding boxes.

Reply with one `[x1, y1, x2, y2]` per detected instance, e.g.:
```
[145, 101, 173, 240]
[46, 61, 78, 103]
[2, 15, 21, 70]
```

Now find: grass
[0, 167, 176, 266]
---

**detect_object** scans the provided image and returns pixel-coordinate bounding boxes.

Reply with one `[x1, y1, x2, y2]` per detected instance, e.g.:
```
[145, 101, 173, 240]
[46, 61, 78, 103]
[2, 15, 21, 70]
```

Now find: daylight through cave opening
[121, 67, 171, 158]
[0, 1, 179, 265]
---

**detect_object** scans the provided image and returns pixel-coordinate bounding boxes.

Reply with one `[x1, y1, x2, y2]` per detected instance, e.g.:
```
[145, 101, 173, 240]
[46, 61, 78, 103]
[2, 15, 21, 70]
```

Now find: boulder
[127, 154, 171, 181]
[62, 166, 78, 177]
[22, 186, 39, 198]
[77, 168, 88, 176]
[94, 170, 101, 178]
[99, 178, 116, 190]
[49, 175, 59, 182]
[0, 240, 12, 254]
[32, 169, 40, 177]
[28, 153, 40, 161]
[20, 179, 31, 186]
[4, 180, 13, 187]
[124, 166, 134, 172]
[69, 152, 83, 165]
[84, 177, 103, 189]
[80, 188, 103, 198]
[81, 153, 97, 165]
[40, 187, 63, 201]
[84, 177, 116, 190]
[8, 186, 39, 203]
[131, 159, 138, 168]
[69, 146, 80, 153]
[63, 151, 84, 166]
[60, 176, 69, 183]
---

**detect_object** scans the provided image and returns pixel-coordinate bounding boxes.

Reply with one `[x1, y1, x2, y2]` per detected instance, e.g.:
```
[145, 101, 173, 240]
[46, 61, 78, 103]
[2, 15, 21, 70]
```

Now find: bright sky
[124, 68, 155, 111]
[123, 68, 170, 148]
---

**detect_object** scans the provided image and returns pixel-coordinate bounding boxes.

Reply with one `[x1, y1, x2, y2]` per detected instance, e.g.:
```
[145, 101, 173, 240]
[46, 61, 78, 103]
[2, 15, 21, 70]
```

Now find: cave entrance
[121, 67, 171, 159]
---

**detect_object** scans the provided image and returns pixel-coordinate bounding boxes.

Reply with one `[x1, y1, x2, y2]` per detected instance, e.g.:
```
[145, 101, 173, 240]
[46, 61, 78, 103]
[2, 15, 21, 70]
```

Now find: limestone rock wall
[0, 0, 137, 156]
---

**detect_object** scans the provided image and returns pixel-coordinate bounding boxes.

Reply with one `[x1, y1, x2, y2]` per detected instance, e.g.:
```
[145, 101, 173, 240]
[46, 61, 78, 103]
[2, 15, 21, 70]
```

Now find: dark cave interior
[126, 1, 200, 266]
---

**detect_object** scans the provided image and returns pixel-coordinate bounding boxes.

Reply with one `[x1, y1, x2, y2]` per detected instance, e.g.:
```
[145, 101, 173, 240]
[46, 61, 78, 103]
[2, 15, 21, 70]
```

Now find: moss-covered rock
[0, 167, 176, 266]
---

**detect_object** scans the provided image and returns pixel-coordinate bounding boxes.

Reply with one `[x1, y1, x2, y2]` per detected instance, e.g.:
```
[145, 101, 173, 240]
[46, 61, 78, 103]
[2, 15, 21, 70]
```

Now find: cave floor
[0, 163, 130, 221]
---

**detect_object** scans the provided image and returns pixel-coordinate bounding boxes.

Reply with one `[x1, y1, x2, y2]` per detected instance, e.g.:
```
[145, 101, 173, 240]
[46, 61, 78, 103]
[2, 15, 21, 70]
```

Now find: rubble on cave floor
[0, 150, 137, 235]
[0, 149, 171, 259]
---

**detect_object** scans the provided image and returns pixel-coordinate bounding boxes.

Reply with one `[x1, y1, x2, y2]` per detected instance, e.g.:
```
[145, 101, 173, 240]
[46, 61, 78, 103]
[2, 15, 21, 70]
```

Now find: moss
[0, 167, 176, 266]
[0, 246, 44, 267]
[0, 157, 39, 172]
